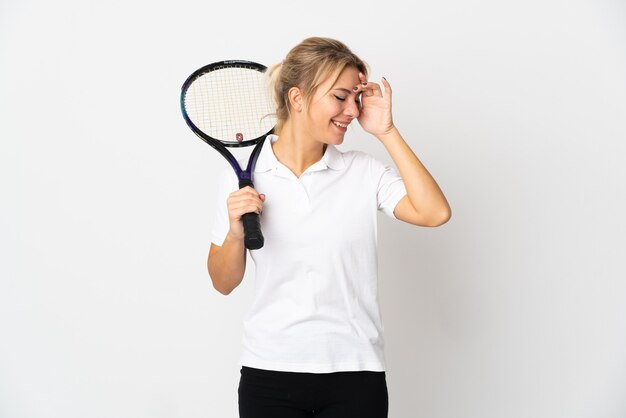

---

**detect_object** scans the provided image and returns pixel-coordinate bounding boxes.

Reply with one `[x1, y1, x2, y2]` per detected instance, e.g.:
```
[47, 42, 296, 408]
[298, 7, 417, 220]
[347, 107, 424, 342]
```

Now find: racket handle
[238, 179, 264, 250]
[242, 212, 264, 250]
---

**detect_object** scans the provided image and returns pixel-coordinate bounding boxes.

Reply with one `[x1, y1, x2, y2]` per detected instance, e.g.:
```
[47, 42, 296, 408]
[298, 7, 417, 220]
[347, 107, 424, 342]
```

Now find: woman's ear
[287, 87, 303, 112]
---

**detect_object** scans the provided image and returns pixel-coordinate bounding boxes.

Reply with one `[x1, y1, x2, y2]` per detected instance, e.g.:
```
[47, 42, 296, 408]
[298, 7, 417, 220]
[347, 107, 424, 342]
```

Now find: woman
[208, 37, 450, 418]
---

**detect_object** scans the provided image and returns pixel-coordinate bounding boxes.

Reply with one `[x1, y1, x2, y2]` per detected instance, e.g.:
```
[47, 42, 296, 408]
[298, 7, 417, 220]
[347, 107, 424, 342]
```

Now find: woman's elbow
[213, 282, 233, 296]
[421, 208, 452, 227]
[208, 268, 235, 296]
[432, 213, 452, 227]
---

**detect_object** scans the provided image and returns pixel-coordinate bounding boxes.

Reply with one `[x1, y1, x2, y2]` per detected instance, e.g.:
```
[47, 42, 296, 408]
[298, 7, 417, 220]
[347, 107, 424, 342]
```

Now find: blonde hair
[266, 37, 368, 134]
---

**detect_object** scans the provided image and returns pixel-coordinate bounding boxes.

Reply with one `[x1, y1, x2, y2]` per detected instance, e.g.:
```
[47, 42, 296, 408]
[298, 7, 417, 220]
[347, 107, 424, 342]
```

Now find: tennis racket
[180, 60, 276, 250]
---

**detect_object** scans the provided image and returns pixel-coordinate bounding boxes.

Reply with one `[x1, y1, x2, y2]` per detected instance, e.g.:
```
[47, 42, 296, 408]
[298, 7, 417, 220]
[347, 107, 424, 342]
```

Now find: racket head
[180, 60, 276, 148]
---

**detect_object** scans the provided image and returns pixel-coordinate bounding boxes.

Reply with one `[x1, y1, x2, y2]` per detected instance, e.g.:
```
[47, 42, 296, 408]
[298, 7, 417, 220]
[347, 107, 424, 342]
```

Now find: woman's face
[305, 66, 362, 145]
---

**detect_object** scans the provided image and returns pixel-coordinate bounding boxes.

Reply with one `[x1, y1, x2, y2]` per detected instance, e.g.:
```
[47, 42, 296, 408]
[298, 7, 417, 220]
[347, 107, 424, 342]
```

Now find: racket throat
[239, 177, 253, 189]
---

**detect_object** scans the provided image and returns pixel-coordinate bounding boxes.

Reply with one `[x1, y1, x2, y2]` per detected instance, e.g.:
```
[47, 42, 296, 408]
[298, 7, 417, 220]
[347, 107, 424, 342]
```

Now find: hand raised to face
[353, 72, 395, 138]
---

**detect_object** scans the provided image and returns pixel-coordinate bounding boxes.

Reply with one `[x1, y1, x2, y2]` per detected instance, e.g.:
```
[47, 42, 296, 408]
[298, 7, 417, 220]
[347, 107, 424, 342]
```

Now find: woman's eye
[333, 95, 346, 101]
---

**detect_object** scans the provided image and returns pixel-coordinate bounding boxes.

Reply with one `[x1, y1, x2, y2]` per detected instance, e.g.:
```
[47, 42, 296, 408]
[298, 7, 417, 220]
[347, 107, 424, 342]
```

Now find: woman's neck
[272, 122, 327, 177]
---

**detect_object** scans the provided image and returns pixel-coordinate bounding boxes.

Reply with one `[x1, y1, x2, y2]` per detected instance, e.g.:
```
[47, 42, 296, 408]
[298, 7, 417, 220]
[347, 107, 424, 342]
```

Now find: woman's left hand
[355, 72, 395, 138]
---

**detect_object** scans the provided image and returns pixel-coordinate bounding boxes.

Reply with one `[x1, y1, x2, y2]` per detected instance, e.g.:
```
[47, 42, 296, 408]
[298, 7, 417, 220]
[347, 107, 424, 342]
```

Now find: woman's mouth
[332, 120, 349, 129]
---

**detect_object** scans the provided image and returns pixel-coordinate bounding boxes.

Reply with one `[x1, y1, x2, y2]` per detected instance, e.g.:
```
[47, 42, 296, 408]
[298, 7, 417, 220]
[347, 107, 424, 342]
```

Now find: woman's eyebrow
[333, 87, 354, 94]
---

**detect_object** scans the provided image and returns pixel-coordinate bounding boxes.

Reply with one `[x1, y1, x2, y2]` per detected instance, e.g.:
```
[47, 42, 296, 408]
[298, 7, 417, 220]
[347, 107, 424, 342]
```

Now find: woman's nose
[344, 99, 360, 119]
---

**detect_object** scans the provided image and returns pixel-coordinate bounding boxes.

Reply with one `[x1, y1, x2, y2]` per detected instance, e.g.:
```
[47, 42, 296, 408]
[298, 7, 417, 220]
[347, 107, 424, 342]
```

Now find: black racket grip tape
[238, 179, 264, 250]
[242, 212, 264, 250]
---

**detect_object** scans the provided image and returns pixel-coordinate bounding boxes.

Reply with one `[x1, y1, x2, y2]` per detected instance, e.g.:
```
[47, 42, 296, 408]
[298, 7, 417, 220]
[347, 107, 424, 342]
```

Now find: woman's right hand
[226, 186, 266, 240]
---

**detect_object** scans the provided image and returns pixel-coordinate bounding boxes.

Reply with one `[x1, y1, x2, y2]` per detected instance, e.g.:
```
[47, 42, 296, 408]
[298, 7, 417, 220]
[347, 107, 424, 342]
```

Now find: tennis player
[208, 37, 451, 418]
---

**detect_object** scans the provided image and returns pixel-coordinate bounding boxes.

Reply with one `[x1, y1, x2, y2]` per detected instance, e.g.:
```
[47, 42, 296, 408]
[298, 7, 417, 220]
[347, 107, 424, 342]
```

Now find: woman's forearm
[377, 127, 451, 223]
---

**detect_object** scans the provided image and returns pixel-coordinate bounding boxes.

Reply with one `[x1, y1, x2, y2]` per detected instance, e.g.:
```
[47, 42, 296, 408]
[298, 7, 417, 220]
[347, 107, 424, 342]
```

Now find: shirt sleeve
[371, 155, 407, 220]
[210, 167, 238, 246]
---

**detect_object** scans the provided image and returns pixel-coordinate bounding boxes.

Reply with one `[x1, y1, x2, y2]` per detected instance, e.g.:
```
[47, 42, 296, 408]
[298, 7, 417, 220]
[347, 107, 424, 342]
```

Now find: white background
[1, 0, 625, 417]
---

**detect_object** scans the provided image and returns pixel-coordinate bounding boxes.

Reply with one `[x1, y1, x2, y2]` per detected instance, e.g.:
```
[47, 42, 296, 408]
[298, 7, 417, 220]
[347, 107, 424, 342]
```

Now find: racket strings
[184, 65, 276, 144]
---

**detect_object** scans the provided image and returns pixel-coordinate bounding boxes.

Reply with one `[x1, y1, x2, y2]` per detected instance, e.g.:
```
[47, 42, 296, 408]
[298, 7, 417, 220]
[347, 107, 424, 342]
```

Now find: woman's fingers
[381, 76, 392, 101]
[228, 186, 265, 216]
[354, 72, 386, 98]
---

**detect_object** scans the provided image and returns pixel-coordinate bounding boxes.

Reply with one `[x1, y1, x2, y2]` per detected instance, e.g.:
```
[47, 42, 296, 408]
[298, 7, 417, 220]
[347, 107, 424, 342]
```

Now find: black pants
[238, 366, 388, 418]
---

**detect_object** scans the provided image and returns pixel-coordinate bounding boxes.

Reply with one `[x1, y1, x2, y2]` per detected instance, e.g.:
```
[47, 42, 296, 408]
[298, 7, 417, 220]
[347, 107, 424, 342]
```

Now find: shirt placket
[295, 173, 314, 213]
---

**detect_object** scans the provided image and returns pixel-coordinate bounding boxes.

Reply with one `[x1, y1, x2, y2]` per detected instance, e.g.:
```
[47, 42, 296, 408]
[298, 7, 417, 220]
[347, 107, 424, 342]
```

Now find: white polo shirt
[210, 134, 407, 373]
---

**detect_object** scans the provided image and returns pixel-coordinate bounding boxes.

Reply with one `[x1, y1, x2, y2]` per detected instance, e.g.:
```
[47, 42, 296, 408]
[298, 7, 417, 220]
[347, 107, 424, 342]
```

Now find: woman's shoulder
[338, 147, 373, 163]
[337, 148, 388, 171]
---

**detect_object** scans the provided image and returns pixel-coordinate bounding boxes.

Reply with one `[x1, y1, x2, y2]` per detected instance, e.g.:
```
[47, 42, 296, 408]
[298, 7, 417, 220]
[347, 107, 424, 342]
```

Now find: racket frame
[180, 59, 275, 249]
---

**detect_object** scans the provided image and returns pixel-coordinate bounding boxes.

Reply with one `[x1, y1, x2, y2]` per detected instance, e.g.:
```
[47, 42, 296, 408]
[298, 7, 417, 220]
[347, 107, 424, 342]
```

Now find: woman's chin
[326, 137, 344, 146]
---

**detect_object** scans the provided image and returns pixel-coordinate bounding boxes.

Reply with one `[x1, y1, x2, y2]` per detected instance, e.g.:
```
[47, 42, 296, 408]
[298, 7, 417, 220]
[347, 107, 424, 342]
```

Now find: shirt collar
[254, 134, 345, 174]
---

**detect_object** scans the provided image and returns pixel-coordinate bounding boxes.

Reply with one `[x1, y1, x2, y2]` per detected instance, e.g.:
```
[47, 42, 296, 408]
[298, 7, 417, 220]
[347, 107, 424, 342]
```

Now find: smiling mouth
[332, 120, 349, 128]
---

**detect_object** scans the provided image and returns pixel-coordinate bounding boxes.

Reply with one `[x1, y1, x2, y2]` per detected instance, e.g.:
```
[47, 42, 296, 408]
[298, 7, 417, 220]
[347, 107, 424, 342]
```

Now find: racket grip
[242, 212, 264, 250]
